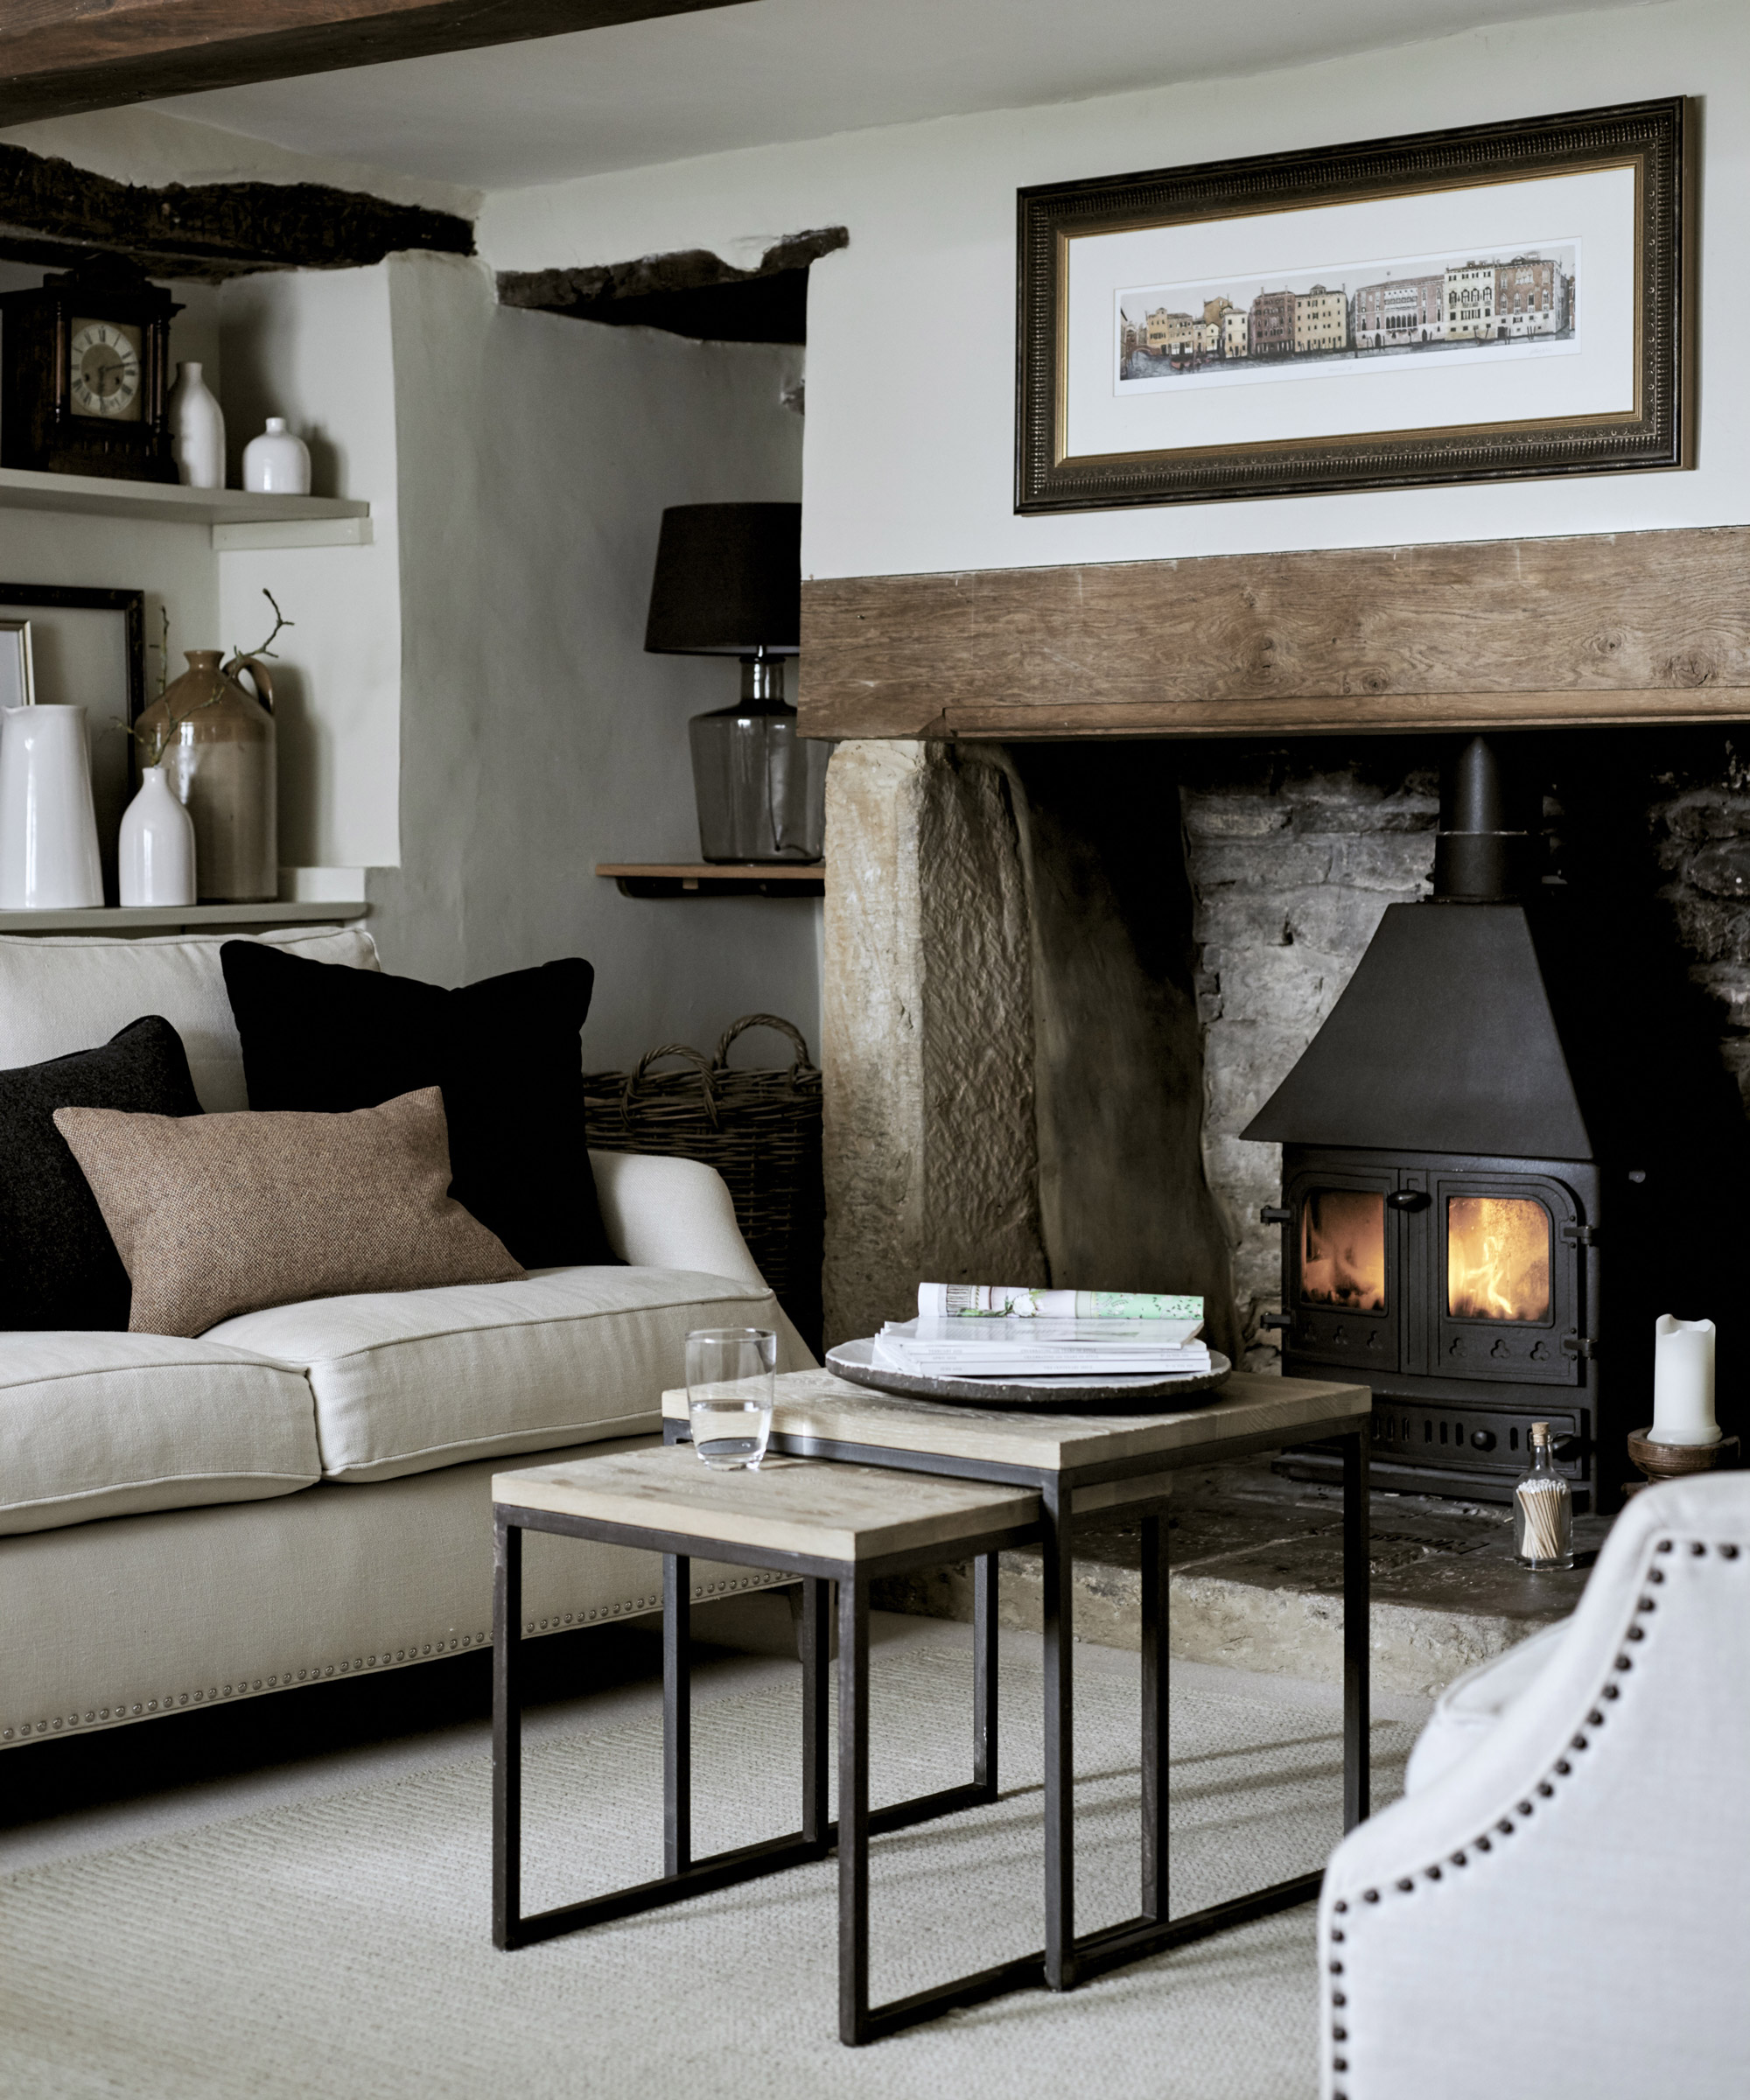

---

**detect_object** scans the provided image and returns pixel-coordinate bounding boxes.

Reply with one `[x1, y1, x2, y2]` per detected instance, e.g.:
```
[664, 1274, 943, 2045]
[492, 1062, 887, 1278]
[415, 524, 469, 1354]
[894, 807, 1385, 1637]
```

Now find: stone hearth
[872, 1458, 1609, 1699]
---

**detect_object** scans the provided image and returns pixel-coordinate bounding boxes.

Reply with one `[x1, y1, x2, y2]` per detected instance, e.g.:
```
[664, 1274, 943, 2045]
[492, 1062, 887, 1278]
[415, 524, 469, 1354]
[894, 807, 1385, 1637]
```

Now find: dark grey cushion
[0, 1017, 201, 1330]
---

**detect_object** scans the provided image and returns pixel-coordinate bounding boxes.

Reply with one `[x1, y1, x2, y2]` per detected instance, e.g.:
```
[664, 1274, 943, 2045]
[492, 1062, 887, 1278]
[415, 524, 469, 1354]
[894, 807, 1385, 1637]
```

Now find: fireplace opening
[1232, 730, 1750, 1513]
[1446, 1195, 1550, 1324]
[1301, 1189, 1385, 1311]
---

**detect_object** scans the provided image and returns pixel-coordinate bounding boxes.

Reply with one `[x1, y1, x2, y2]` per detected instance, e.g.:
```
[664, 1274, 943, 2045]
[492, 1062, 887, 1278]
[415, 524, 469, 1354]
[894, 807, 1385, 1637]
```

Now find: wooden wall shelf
[0, 466, 371, 550]
[596, 862, 824, 899]
[0, 900, 366, 934]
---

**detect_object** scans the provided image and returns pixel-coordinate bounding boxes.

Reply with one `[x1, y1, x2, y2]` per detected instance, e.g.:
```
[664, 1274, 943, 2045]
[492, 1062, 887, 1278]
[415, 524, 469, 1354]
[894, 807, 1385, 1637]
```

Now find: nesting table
[492, 1367, 1372, 2045]
[492, 1443, 1043, 2043]
[663, 1370, 1373, 1998]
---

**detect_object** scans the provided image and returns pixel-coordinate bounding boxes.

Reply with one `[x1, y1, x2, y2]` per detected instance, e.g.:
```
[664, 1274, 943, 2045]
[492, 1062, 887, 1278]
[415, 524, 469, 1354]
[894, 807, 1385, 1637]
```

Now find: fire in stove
[1301, 1189, 1385, 1311]
[1447, 1195, 1551, 1324]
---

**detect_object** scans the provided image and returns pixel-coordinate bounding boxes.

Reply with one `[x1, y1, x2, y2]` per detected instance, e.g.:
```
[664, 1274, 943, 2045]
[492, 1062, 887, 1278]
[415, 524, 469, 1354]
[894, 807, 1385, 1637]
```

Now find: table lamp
[644, 501, 826, 864]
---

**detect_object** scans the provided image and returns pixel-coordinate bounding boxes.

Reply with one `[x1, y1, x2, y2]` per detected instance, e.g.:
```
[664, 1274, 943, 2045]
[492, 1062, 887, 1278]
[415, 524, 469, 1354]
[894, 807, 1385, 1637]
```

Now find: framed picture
[1016, 98, 1690, 513]
[0, 619, 35, 710]
[0, 584, 146, 903]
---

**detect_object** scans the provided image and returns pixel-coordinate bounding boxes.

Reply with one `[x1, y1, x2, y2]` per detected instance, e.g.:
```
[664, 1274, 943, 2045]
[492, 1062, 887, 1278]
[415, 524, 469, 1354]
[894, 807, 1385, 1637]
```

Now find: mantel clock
[0, 256, 181, 483]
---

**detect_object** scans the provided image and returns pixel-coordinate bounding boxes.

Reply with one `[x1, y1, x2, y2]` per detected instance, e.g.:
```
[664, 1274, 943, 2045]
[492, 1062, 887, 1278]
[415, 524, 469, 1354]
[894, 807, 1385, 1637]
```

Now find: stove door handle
[1386, 1190, 1431, 1211]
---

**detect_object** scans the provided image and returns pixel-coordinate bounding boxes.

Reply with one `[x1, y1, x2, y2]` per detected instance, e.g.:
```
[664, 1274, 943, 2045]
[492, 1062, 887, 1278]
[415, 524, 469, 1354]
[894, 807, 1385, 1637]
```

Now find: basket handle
[712, 1012, 815, 1074]
[621, 1042, 720, 1129]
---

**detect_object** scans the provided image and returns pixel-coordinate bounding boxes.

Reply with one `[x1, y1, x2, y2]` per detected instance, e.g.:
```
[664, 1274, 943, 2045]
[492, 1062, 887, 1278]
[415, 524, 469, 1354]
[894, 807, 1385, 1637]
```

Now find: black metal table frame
[494, 1414, 1369, 2044]
[494, 1494, 1044, 2045]
[664, 1412, 1373, 1997]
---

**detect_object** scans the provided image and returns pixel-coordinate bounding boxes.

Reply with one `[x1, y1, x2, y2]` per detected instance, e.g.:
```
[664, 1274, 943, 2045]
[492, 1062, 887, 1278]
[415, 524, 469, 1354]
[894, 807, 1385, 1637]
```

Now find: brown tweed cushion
[53, 1087, 525, 1337]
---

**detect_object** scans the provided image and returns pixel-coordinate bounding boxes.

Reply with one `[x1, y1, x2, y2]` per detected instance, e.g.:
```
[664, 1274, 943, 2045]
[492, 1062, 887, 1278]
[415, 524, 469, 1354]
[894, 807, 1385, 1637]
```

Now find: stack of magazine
[872, 1283, 1210, 1382]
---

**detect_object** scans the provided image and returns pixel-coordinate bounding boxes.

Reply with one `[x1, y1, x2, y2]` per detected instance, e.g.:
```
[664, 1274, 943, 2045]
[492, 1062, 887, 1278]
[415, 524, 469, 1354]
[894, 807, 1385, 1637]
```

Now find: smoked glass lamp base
[688, 701, 827, 864]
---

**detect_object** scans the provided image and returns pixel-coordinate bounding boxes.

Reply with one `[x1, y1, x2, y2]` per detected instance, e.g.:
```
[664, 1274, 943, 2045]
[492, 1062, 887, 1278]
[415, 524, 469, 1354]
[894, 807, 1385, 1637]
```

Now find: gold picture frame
[0, 618, 35, 710]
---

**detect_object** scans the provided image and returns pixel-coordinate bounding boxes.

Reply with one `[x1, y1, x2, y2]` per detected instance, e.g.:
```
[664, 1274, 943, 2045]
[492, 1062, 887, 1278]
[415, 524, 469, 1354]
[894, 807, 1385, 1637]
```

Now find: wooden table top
[494, 1445, 1040, 1562]
[661, 1368, 1370, 1475]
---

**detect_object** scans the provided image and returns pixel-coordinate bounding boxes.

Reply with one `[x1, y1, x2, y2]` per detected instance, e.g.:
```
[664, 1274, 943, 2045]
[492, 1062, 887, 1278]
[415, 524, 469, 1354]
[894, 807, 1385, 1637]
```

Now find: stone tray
[823, 1337, 1233, 1412]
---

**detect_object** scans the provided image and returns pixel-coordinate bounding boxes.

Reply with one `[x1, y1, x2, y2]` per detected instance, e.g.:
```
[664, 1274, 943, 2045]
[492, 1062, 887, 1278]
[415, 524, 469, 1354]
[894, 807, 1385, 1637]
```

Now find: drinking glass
[686, 1327, 777, 1470]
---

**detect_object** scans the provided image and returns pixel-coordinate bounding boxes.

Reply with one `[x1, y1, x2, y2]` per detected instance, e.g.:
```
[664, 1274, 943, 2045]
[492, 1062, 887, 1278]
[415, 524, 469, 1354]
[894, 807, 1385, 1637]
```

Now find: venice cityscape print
[1116, 240, 1578, 391]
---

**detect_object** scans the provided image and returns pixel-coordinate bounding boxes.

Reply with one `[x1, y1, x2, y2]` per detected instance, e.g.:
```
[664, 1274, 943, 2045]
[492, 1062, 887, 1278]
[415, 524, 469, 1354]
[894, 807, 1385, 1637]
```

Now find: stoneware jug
[135, 651, 276, 902]
[118, 764, 197, 906]
[242, 416, 311, 495]
[167, 361, 225, 491]
[0, 703, 104, 909]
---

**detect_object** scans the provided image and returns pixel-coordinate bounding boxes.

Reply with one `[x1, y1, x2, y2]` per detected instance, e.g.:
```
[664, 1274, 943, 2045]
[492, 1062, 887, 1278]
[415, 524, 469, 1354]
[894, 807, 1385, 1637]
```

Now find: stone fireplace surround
[820, 725, 1750, 1408]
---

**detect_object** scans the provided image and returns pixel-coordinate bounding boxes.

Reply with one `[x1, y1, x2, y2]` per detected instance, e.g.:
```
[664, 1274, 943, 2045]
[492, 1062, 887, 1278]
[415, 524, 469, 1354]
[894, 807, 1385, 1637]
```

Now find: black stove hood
[1241, 900, 1593, 1158]
[1242, 736, 1595, 1161]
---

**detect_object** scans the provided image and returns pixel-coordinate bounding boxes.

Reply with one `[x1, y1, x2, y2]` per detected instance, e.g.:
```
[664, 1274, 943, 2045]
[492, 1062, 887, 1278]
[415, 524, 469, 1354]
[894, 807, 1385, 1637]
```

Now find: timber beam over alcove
[499, 228, 848, 345]
[0, 1, 746, 129]
[797, 527, 1750, 741]
[0, 142, 472, 280]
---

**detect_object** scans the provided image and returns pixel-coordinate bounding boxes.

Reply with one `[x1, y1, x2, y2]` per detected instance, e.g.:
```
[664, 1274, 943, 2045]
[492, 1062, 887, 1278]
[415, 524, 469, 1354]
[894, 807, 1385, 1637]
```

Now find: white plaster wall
[216, 267, 402, 873]
[369, 253, 820, 1067]
[478, 0, 1749, 578]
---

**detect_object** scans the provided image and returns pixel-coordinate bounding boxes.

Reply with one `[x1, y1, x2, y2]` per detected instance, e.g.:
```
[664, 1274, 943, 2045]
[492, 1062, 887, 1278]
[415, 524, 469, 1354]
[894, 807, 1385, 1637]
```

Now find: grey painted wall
[370, 253, 822, 1073]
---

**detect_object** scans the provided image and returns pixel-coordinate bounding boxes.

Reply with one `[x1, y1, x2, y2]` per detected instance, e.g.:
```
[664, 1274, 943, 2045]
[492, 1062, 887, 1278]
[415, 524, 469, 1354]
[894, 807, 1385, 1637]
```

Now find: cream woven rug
[1, 1639, 1414, 2100]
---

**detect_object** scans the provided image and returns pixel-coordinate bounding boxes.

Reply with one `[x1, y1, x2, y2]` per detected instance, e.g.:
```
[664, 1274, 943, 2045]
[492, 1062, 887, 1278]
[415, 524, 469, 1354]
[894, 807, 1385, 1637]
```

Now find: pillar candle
[1650, 1314, 1719, 1446]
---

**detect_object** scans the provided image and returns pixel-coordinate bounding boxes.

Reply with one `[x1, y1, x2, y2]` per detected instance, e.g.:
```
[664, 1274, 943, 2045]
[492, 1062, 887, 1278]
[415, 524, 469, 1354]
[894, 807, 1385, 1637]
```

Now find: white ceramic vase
[0, 704, 104, 909]
[167, 361, 226, 490]
[242, 417, 311, 495]
[118, 764, 197, 907]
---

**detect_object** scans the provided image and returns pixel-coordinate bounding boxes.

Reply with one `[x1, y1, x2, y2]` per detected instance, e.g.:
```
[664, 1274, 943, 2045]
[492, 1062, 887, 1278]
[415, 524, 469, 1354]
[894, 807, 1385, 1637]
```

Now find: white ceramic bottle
[167, 362, 226, 490]
[0, 704, 105, 909]
[118, 764, 197, 906]
[242, 416, 312, 495]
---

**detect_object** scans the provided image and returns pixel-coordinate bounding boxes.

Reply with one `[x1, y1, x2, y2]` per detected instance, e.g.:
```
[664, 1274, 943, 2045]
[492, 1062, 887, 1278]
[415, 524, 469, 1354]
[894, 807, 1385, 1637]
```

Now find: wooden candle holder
[1626, 1428, 1741, 1493]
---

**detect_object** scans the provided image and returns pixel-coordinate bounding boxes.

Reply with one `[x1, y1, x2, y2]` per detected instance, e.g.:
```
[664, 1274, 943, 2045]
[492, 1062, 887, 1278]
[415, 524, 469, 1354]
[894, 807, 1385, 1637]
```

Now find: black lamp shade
[644, 502, 802, 657]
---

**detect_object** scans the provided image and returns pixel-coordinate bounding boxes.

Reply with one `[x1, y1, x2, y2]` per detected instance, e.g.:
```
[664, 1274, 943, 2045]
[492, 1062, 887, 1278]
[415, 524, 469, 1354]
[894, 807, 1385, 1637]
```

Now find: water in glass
[686, 1326, 777, 1470]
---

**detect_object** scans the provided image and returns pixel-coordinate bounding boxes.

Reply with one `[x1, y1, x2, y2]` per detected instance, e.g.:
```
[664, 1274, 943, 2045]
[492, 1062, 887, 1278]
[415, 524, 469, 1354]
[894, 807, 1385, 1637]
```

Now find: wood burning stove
[1262, 1144, 1600, 1503]
[1244, 738, 1627, 1509]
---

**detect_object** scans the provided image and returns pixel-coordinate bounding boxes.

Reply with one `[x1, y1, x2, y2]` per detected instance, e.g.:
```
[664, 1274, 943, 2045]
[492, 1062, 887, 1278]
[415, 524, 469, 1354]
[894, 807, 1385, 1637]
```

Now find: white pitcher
[0, 704, 105, 909]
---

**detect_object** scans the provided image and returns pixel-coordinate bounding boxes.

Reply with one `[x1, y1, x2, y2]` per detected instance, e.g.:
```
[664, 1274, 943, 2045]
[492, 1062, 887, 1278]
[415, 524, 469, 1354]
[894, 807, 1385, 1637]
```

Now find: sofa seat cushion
[0, 1332, 320, 1536]
[205, 1266, 785, 1483]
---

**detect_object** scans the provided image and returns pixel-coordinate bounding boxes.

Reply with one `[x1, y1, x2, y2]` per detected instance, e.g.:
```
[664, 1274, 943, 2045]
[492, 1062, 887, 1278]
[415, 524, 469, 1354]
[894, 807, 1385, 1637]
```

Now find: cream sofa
[0, 927, 812, 1750]
[1318, 1472, 1750, 2100]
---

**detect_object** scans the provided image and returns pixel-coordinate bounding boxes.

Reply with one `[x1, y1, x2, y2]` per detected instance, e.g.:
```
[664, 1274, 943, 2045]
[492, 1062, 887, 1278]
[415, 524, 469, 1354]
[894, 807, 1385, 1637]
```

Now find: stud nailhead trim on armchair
[1321, 1534, 1744, 2100]
[1, 1572, 774, 1742]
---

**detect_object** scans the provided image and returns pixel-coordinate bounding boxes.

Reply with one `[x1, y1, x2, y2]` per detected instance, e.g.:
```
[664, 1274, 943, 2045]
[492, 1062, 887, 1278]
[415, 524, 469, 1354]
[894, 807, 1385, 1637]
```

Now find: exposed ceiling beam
[0, 139, 472, 279]
[0, 0, 752, 130]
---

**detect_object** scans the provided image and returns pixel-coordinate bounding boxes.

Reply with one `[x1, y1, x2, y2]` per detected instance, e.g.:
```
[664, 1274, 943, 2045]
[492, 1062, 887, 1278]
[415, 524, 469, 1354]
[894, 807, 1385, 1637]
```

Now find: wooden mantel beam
[0, 0, 748, 129]
[798, 528, 1750, 742]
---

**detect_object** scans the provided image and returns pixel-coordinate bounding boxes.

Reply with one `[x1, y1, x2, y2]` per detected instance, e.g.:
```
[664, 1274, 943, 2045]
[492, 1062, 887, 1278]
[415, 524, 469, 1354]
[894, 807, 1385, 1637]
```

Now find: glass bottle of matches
[1514, 1421, 1574, 1569]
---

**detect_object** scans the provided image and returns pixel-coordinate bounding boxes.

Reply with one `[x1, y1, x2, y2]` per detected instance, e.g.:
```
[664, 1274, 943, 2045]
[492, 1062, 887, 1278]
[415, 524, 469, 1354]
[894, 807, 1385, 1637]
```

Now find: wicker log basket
[584, 1014, 823, 1352]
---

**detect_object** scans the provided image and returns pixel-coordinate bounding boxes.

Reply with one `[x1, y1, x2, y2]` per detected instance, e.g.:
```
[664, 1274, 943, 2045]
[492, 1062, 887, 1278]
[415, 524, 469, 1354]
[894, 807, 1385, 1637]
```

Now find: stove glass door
[1446, 1195, 1551, 1324]
[1284, 1165, 1399, 1374]
[1432, 1172, 1581, 1385]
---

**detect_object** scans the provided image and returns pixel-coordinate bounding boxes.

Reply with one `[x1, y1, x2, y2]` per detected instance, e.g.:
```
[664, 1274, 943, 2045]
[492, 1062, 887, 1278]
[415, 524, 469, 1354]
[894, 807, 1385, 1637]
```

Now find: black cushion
[219, 942, 616, 1270]
[0, 1016, 202, 1330]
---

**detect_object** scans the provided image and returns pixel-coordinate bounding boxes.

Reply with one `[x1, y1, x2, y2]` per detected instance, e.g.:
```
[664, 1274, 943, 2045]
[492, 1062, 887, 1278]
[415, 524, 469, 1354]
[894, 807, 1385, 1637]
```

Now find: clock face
[68, 318, 144, 422]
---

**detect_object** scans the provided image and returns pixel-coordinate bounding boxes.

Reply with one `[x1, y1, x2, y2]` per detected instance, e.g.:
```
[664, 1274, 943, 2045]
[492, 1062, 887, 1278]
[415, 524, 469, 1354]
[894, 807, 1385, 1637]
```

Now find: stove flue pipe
[1432, 735, 1538, 902]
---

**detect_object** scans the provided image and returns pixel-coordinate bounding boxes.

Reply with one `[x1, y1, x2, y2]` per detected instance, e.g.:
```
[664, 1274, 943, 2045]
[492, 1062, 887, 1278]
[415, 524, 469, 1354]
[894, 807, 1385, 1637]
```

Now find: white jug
[0, 704, 105, 909]
[118, 763, 197, 907]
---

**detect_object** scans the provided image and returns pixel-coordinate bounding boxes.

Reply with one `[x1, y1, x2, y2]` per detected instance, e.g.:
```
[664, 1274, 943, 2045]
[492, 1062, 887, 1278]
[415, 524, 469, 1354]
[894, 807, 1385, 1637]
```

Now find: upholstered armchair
[1318, 1472, 1750, 2100]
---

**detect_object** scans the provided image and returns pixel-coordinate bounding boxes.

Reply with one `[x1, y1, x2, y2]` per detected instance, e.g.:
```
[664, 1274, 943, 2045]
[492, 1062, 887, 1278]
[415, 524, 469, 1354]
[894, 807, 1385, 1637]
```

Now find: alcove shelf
[596, 862, 825, 899]
[0, 466, 371, 550]
[0, 900, 366, 934]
